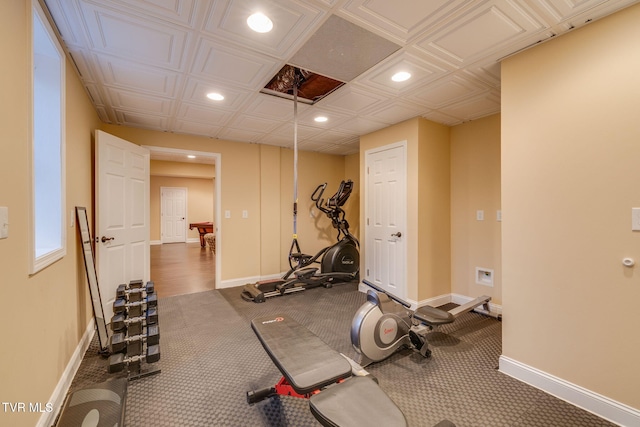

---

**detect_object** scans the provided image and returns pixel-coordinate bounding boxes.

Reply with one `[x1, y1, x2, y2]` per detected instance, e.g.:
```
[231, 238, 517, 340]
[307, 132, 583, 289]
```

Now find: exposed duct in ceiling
[261, 64, 344, 104]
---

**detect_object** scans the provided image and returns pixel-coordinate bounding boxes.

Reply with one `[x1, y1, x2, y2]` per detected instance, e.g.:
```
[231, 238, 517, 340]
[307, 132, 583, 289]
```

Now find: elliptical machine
[241, 180, 359, 303]
[351, 280, 491, 366]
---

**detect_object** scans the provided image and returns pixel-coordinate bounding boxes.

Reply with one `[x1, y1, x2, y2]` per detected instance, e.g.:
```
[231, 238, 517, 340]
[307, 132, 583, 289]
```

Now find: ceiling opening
[260, 64, 345, 105]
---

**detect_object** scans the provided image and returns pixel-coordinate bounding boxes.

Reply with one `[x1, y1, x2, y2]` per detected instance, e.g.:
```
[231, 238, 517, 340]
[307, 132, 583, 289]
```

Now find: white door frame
[160, 186, 188, 244]
[144, 146, 221, 289]
[363, 140, 408, 300]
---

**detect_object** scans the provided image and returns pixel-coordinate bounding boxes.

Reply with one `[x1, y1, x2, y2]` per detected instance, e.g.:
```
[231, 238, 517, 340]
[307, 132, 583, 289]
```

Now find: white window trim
[30, 0, 66, 274]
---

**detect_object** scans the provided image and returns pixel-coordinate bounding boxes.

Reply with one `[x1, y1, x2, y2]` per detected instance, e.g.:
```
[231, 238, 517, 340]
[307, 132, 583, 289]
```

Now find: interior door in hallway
[365, 141, 407, 300]
[161, 187, 187, 243]
[95, 130, 150, 321]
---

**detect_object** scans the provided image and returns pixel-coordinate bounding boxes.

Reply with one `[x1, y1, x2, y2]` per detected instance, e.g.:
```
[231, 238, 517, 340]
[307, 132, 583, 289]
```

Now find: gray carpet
[66, 283, 615, 426]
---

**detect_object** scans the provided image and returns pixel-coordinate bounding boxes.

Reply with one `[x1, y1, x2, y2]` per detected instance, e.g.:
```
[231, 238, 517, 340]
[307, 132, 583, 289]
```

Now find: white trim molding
[499, 356, 640, 426]
[38, 320, 95, 427]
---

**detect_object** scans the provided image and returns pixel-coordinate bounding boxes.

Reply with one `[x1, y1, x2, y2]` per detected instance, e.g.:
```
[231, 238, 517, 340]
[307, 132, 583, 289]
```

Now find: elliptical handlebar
[311, 182, 330, 214]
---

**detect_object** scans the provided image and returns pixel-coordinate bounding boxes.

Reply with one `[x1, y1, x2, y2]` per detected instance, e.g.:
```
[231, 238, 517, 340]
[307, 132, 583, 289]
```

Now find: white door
[95, 130, 150, 322]
[161, 187, 187, 243]
[365, 142, 407, 300]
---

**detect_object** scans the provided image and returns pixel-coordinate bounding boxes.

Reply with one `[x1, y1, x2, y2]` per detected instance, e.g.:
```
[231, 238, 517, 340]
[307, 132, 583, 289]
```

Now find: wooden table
[189, 222, 213, 247]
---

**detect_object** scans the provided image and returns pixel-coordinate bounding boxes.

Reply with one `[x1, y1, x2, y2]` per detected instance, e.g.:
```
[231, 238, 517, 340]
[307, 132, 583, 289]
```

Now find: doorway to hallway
[150, 242, 215, 298]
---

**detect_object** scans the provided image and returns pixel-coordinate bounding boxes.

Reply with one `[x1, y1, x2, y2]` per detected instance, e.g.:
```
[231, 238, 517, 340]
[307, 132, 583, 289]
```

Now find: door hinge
[366, 269, 369, 276]
[367, 218, 369, 225]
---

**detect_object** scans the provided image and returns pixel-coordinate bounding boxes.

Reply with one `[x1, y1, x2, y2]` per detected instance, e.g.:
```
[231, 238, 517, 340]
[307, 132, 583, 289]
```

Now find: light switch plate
[0, 206, 8, 239]
[632, 208, 640, 231]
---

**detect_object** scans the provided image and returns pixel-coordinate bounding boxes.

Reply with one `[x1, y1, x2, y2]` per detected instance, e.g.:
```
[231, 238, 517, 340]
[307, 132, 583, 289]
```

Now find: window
[30, 1, 66, 274]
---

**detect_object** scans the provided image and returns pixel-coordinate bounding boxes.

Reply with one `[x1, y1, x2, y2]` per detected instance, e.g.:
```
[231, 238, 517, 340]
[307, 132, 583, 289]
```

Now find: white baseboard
[219, 273, 282, 289]
[499, 356, 640, 426]
[38, 319, 96, 427]
[150, 240, 161, 245]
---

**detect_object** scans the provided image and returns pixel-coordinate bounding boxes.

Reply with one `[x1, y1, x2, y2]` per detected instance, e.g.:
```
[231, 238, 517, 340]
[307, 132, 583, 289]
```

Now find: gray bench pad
[309, 376, 408, 427]
[251, 314, 352, 395]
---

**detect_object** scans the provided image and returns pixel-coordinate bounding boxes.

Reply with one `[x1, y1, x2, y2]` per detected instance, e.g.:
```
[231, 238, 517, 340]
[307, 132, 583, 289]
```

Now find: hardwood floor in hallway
[150, 242, 215, 298]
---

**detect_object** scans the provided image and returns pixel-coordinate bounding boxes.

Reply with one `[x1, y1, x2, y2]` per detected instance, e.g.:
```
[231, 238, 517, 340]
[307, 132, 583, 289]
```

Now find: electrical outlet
[476, 210, 484, 221]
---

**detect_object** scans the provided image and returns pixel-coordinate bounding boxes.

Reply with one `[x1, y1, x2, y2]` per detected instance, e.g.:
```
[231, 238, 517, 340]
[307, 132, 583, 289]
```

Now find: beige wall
[451, 114, 502, 303]
[0, 2, 102, 426]
[502, 4, 640, 409]
[417, 118, 451, 301]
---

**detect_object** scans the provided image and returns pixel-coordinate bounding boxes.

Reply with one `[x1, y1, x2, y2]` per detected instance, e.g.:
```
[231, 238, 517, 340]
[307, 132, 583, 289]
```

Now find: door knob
[101, 236, 115, 243]
[391, 232, 402, 238]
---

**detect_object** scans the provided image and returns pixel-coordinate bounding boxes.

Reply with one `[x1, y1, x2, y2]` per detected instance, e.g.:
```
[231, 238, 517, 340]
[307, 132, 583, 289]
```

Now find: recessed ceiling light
[187, 155, 196, 159]
[247, 12, 273, 33]
[391, 71, 411, 82]
[206, 92, 224, 101]
[314, 116, 328, 123]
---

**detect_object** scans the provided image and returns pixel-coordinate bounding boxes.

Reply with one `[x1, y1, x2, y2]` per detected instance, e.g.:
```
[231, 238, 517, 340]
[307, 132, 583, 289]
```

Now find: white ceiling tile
[421, 110, 463, 126]
[355, 50, 450, 94]
[95, 105, 112, 123]
[106, 87, 173, 114]
[296, 108, 351, 129]
[242, 94, 308, 120]
[108, 0, 205, 27]
[408, 73, 490, 108]
[96, 56, 178, 95]
[182, 78, 249, 110]
[203, 0, 327, 58]
[68, 49, 98, 83]
[173, 119, 223, 137]
[84, 83, 105, 106]
[317, 85, 387, 114]
[175, 102, 235, 125]
[79, 2, 189, 69]
[463, 59, 502, 87]
[191, 38, 282, 89]
[305, 128, 353, 144]
[226, 114, 282, 133]
[44, 0, 88, 47]
[364, 100, 427, 124]
[217, 127, 264, 143]
[332, 116, 389, 135]
[438, 90, 501, 121]
[415, 0, 545, 65]
[339, 0, 473, 43]
[114, 109, 169, 129]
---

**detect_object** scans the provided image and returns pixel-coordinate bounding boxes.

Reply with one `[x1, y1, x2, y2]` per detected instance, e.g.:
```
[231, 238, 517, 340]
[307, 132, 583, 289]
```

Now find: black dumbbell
[108, 344, 161, 374]
[109, 325, 160, 354]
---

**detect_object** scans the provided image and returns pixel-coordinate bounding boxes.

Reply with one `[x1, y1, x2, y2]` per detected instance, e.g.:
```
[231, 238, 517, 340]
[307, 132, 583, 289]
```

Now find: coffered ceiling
[43, 0, 638, 156]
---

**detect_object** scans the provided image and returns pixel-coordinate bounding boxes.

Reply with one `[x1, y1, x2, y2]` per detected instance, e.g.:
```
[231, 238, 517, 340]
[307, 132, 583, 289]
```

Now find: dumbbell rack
[108, 280, 161, 381]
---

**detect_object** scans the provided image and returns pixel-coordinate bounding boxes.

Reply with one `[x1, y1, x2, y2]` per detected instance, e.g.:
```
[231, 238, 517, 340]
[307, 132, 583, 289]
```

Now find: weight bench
[247, 314, 408, 427]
